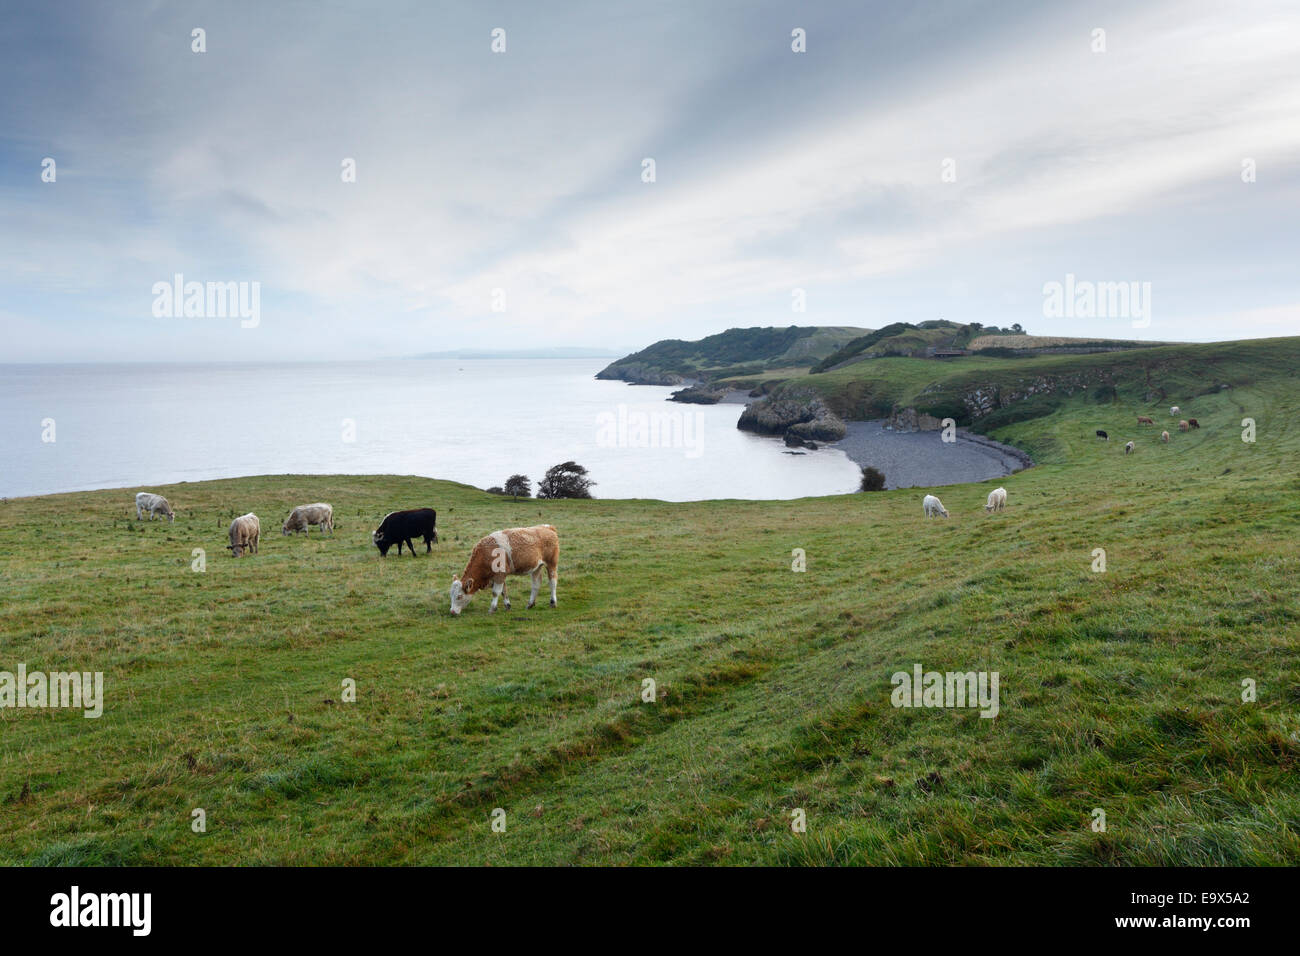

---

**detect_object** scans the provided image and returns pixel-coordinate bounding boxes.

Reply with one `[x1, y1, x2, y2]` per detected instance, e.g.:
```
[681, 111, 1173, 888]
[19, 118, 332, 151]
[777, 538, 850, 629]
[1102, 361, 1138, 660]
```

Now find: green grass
[1, 345, 1298, 865]
[796, 336, 1300, 429]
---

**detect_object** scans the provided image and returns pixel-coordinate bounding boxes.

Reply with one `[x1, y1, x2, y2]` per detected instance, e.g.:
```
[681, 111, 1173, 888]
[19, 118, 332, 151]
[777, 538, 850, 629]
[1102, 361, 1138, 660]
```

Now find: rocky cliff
[736, 390, 847, 443]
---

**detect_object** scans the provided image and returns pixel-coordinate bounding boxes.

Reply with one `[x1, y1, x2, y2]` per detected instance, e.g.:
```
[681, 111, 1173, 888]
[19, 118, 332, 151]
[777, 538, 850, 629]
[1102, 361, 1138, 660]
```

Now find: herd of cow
[131, 404, 1201, 609]
[1095, 406, 1201, 454]
[132, 492, 558, 616]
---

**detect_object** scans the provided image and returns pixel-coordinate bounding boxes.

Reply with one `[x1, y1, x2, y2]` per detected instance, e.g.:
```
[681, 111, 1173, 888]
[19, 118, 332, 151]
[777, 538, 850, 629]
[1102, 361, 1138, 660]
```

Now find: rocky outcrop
[668, 384, 726, 404]
[885, 407, 947, 432]
[917, 368, 1121, 421]
[783, 433, 819, 450]
[737, 390, 847, 443]
[595, 362, 684, 386]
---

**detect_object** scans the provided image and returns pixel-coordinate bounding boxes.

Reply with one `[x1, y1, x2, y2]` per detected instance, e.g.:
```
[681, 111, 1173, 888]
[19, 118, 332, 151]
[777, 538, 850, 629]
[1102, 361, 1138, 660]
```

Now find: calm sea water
[0, 359, 863, 501]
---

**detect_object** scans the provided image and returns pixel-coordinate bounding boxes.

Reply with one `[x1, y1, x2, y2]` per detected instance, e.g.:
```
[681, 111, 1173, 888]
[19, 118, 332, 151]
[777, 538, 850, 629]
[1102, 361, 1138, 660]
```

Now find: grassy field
[2, 345, 1298, 865]
[799, 337, 1300, 429]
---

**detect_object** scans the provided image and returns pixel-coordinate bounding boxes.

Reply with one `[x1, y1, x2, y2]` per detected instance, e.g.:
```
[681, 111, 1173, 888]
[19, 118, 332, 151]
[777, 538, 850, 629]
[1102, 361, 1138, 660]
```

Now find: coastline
[717, 387, 1030, 489]
[829, 421, 1031, 489]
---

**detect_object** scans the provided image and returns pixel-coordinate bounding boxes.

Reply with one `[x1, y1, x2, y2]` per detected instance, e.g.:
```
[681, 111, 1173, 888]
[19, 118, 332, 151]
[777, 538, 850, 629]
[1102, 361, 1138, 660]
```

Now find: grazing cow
[227, 513, 260, 557]
[922, 494, 949, 518]
[282, 502, 334, 536]
[450, 525, 559, 615]
[1125, 441, 1135, 455]
[984, 487, 1007, 513]
[1179, 419, 1189, 432]
[1137, 416, 1155, 425]
[1170, 406, 1180, 416]
[1096, 430, 1109, 441]
[372, 508, 437, 556]
[1161, 430, 1170, 443]
[135, 492, 175, 523]
[1188, 418, 1200, 429]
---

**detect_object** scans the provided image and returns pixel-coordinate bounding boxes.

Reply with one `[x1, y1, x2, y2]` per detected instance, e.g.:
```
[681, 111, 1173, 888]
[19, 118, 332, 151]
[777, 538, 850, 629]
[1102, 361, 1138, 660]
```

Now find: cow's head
[372, 528, 391, 556]
[449, 575, 474, 616]
[984, 502, 994, 513]
[227, 543, 244, 557]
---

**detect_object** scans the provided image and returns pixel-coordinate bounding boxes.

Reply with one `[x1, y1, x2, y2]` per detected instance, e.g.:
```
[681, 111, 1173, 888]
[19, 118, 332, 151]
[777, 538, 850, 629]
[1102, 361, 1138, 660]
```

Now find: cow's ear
[464, 577, 474, 592]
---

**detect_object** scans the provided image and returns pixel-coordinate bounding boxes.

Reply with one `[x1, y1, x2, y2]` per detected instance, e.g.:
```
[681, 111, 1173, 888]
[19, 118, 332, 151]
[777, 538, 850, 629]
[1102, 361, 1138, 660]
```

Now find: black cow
[1096, 430, 1108, 441]
[372, 508, 437, 556]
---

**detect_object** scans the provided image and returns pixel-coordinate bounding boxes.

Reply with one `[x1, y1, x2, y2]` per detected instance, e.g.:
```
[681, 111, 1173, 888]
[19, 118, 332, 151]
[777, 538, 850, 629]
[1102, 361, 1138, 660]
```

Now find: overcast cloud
[2, 0, 1297, 362]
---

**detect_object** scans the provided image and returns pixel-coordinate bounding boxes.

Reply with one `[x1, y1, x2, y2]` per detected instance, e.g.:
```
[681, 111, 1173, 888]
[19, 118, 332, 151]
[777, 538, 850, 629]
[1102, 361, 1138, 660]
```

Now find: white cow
[135, 492, 175, 522]
[984, 487, 1007, 513]
[282, 502, 334, 536]
[922, 494, 949, 518]
[228, 513, 260, 557]
[1170, 406, 1180, 416]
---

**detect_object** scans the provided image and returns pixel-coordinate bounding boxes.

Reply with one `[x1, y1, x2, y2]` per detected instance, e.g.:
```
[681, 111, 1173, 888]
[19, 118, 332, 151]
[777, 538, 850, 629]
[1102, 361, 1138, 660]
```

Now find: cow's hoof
[504, 602, 511, 610]
[550, 600, 557, 608]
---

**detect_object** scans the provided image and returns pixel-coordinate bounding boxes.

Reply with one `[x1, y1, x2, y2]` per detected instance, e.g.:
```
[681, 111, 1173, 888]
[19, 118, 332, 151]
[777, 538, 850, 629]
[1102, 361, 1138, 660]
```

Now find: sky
[1, 0, 1298, 362]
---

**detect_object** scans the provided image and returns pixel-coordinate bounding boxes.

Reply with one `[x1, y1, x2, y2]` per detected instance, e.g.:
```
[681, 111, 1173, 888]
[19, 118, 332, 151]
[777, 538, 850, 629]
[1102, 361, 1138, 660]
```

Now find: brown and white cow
[449, 525, 559, 615]
[228, 513, 260, 557]
[1179, 419, 1189, 432]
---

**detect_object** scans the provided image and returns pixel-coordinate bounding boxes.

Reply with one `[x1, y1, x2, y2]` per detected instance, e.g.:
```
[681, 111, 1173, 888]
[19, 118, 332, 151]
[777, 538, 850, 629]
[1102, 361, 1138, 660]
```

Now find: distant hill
[408, 347, 626, 360]
[808, 322, 1178, 373]
[596, 326, 869, 385]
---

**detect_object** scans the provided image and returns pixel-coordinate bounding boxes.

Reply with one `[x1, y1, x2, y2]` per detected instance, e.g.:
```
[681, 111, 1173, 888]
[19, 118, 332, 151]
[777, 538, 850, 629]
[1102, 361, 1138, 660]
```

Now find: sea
[0, 359, 866, 501]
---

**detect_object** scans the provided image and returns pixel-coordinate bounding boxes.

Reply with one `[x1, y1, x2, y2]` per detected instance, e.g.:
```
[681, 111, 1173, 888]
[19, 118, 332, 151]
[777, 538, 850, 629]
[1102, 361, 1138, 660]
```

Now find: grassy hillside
[809, 323, 1177, 374]
[796, 337, 1300, 431]
[596, 325, 867, 384]
[1, 348, 1298, 865]
[967, 334, 1178, 351]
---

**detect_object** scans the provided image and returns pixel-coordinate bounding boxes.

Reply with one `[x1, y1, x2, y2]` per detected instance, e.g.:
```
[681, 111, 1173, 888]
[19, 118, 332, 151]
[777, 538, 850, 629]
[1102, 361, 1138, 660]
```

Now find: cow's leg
[548, 563, 558, 608]
[528, 567, 541, 609]
[489, 579, 505, 613]
[425, 535, 432, 554]
[502, 581, 511, 610]
[396, 540, 404, 555]
[406, 538, 417, 555]
[136, 505, 142, 520]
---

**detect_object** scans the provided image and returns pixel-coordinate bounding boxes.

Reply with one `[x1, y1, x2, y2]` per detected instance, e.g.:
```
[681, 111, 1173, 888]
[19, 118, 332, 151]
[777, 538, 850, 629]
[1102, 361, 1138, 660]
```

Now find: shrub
[537, 461, 596, 499]
[860, 466, 887, 492]
[485, 486, 504, 495]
